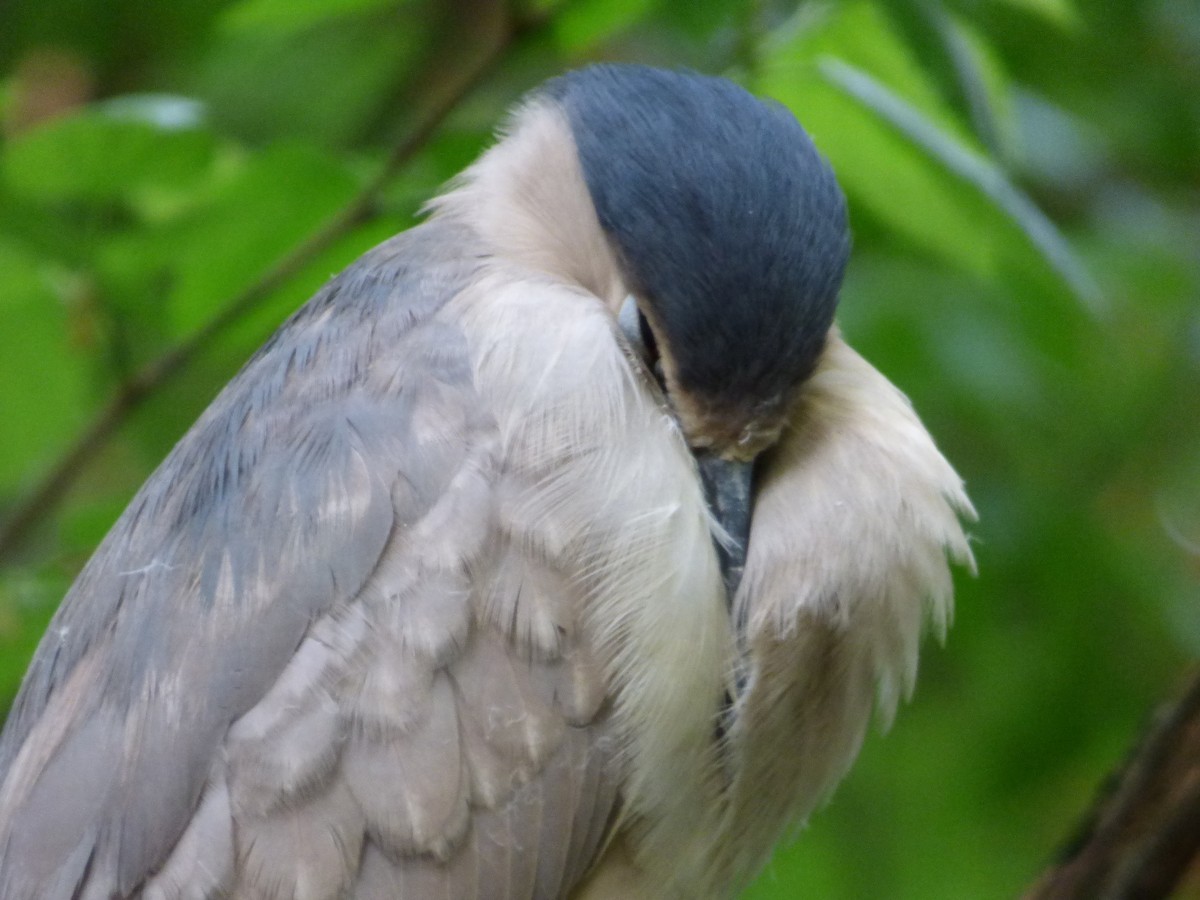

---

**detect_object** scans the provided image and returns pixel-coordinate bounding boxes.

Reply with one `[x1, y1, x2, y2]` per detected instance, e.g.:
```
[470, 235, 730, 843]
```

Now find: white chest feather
[447, 270, 735, 894]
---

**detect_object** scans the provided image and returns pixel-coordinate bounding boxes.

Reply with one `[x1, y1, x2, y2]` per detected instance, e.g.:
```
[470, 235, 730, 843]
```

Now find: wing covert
[0, 221, 493, 897]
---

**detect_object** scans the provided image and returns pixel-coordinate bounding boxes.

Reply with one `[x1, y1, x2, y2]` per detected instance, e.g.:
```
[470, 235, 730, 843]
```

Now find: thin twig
[1024, 668, 1200, 899]
[0, 7, 544, 562]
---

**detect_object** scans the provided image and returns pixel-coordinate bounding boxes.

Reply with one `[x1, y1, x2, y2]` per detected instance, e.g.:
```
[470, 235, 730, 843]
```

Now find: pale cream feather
[709, 330, 975, 894]
[427, 98, 628, 315]
[445, 270, 735, 897]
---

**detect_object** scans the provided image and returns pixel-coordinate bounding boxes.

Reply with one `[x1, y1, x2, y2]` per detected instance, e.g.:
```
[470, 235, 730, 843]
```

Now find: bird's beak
[696, 453, 754, 606]
[621, 294, 755, 603]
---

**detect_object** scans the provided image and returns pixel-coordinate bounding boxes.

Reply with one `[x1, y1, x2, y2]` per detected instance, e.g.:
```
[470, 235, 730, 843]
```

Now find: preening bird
[0, 64, 974, 899]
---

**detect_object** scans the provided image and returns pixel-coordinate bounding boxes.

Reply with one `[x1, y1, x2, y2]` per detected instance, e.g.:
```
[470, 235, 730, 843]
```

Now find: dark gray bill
[696, 452, 754, 607]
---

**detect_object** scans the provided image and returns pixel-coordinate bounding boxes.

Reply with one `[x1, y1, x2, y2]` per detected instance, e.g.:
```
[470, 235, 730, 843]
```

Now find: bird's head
[548, 64, 851, 462]
[430, 65, 851, 596]
[545, 65, 851, 598]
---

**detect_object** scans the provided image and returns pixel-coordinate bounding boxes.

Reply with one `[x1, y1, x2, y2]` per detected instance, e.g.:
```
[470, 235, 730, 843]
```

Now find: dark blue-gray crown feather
[549, 64, 850, 404]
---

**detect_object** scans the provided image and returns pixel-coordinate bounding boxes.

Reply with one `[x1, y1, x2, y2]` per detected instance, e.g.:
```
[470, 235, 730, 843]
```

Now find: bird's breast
[444, 269, 737, 893]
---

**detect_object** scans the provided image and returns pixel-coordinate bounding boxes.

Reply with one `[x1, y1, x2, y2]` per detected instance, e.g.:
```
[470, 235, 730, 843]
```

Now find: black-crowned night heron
[0, 64, 973, 899]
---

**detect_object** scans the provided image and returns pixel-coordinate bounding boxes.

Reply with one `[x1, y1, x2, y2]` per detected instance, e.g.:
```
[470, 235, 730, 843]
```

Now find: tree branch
[0, 4, 546, 563]
[1024, 668, 1200, 899]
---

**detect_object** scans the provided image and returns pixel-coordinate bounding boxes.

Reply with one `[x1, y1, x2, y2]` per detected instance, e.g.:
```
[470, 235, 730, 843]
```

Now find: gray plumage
[0, 64, 973, 899]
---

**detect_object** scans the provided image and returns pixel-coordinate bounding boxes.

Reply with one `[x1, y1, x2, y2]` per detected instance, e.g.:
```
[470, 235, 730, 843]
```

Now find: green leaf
[995, 0, 1082, 30]
[757, 1, 1098, 311]
[157, 142, 361, 339]
[190, 16, 417, 148]
[766, 0, 968, 139]
[761, 59, 1000, 278]
[880, 2, 1016, 156]
[2, 103, 216, 204]
[220, 0, 403, 33]
[0, 241, 93, 492]
[820, 59, 1101, 312]
[554, 0, 658, 52]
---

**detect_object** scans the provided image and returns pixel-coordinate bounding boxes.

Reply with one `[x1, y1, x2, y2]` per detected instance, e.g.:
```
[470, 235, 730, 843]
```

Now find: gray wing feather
[0, 220, 620, 898]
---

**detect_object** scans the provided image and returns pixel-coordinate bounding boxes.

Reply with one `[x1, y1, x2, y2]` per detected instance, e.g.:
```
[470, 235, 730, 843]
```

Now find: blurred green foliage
[0, 0, 1197, 896]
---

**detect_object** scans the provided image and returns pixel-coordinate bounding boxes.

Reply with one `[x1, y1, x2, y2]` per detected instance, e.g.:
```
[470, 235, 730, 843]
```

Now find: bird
[0, 63, 974, 899]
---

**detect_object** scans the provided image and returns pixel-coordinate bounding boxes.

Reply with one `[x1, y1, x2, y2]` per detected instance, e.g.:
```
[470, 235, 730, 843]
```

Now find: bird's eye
[637, 308, 659, 362]
[637, 311, 665, 389]
[617, 294, 665, 389]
